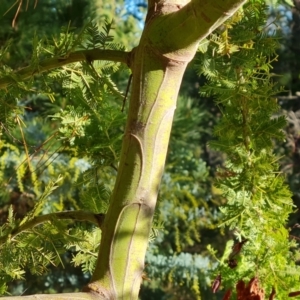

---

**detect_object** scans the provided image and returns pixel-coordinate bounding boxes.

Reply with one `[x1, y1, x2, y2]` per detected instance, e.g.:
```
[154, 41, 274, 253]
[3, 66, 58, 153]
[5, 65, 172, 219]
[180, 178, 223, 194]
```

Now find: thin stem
[0, 48, 130, 90]
[0, 292, 101, 300]
[0, 211, 105, 246]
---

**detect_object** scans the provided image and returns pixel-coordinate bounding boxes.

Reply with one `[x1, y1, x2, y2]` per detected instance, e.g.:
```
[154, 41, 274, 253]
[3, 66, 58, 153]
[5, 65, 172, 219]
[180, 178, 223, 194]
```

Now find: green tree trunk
[86, 0, 246, 299]
[0, 0, 246, 299]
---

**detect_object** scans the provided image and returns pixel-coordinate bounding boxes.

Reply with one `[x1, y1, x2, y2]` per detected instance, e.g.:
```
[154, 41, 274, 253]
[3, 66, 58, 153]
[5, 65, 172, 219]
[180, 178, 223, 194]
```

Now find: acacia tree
[1, 0, 300, 299]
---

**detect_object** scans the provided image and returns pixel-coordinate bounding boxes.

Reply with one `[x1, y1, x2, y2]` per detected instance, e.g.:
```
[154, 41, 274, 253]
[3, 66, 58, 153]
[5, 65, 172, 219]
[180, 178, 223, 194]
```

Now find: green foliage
[0, 184, 73, 293]
[0, 168, 109, 294]
[51, 103, 124, 167]
[88, 0, 144, 48]
[0, 0, 139, 296]
[197, 1, 300, 298]
[66, 225, 101, 274]
[78, 170, 112, 214]
[0, 20, 125, 132]
[0, 20, 125, 295]
[144, 251, 212, 300]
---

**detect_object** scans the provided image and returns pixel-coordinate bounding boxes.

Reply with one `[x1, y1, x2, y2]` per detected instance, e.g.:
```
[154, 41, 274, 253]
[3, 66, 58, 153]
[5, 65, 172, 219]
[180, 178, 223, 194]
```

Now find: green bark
[0, 0, 247, 299]
[86, 0, 247, 299]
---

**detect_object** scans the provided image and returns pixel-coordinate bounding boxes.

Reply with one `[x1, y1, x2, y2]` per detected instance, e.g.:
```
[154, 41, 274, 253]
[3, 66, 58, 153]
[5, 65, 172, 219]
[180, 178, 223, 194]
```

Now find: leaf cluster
[0, 20, 125, 134]
[0, 20, 126, 294]
[197, 1, 300, 298]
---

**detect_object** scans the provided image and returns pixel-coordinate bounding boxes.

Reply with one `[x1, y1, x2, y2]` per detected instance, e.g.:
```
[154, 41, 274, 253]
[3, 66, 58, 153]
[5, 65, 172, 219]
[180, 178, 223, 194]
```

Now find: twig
[122, 74, 132, 112]
[0, 211, 105, 246]
[0, 49, 130, 90]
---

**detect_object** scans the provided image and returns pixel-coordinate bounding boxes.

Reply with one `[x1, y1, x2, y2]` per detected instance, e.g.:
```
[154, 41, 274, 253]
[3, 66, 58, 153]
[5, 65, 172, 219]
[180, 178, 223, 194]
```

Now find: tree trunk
[85, 0, 247, 299]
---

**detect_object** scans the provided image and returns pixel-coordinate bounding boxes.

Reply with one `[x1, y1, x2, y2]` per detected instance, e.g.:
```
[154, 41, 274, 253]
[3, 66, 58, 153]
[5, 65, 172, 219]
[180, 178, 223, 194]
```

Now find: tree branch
[146, 0, 247, 60]
[0, 48, 130, 90]
[0, 211, 105, 245]
[0, 292, 102, 300]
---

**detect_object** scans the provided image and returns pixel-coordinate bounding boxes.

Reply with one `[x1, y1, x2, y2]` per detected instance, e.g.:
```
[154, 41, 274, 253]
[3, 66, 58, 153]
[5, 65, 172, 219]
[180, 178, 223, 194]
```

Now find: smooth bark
[0, 0, 247, 299]
[86, 0, 247, 299]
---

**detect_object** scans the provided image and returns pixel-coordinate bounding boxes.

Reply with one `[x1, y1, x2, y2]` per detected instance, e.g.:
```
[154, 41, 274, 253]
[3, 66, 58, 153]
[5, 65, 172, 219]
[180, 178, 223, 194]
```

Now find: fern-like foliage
[0, 20, 125, 133]
[0, 179, 77, 292]
[0, 20, 126, 294]
[197, 1, 300, 298]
